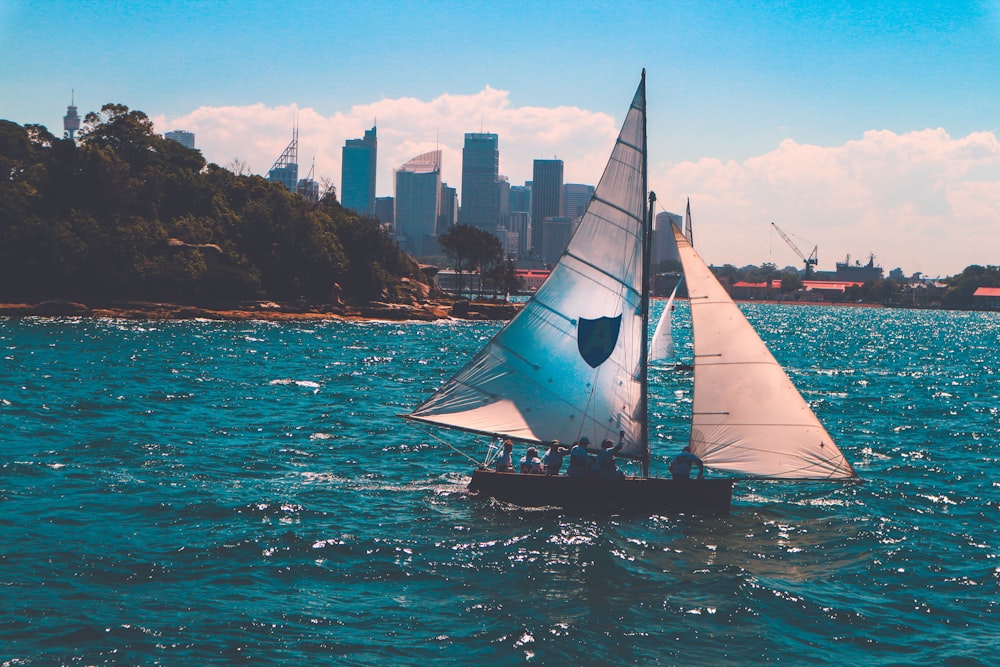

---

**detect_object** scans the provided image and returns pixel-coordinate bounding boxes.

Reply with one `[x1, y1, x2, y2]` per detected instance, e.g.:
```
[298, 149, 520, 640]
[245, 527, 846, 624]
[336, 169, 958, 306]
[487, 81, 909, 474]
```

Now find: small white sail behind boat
[672, 224, 858, 480]
[649, 197, 694, 363]
[650, 281, 679, 363]
[650, 198, 692, 364]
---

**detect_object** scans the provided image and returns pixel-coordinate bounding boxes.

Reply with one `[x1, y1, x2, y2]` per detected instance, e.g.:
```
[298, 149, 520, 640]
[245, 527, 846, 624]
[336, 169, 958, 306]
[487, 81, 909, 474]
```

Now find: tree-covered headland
[0, 104, 433, 309]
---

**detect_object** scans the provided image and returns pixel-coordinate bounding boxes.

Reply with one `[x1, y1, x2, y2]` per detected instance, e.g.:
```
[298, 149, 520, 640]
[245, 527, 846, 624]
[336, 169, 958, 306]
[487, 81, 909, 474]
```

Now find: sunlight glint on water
[0, 305, 997, 665]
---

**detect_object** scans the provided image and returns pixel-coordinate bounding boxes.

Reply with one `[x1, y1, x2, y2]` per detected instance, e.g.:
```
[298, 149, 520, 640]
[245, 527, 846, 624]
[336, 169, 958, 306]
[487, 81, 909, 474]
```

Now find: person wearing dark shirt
[594, 433, 625, 480]
[566, 437, 595, 478]
[669, 446, 704, 479]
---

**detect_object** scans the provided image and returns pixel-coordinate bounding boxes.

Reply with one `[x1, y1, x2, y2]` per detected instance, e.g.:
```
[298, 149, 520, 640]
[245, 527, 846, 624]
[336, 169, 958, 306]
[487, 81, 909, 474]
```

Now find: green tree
[440, 224, 501, 297]
[79, 103, 156, 161]
[942, 265, 1000, 308]
[781, 271, 803, 293]
[713, 263, 741, 284]
[0, 108, 437, 308]
[487, 257, 523, 300]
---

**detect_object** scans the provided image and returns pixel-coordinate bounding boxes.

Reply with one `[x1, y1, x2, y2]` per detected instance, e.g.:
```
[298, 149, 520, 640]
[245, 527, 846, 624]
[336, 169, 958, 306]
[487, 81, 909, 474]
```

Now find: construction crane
[771, 222, 818, 278]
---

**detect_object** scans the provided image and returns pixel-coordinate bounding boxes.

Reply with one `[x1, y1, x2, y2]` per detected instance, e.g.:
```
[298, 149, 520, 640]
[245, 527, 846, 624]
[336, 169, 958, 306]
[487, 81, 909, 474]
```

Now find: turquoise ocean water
[1, 303, 997, 665]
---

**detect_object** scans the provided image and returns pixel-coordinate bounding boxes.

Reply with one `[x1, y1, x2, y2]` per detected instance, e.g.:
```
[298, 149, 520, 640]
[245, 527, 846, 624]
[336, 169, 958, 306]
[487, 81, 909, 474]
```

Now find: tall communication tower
[267, 124, 299, 192]
[63, 90, 80, 141]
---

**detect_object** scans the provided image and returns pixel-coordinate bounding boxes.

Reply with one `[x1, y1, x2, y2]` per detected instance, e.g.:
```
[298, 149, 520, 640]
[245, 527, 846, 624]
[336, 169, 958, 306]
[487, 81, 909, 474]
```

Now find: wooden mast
[639, 69, 652, 479]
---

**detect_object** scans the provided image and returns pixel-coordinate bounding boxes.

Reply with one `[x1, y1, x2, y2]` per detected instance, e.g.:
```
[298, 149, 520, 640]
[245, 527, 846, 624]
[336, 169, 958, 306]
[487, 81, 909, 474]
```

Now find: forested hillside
[0, 104, 431, 308]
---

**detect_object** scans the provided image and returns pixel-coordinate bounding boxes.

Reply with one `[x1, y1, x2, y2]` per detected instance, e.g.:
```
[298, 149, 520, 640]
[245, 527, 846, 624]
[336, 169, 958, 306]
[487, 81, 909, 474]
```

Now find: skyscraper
[530, 159, 563, 260]
[165, 130, 195, 149]
[374, 196, 395, 226]
[341, 126, 377, 216]
[562, 183, 594, 221]
[505, 184, 532, 258]
[439, 183, 458, 233]
[500, 210, 530, 258]
[394, 150, 442, 256]
[459, 133, 499, 232]
[509, 184, 531, 215]
[497, 175, 510, 214]
[540, 216, 574, 265]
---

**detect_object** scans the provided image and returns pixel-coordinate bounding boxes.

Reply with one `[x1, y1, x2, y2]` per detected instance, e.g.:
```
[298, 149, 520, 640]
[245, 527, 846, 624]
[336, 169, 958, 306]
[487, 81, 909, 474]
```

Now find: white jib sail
[672, 224, 859, 480]
[650, 281, 679, 363]
[408, 76, 649, 459]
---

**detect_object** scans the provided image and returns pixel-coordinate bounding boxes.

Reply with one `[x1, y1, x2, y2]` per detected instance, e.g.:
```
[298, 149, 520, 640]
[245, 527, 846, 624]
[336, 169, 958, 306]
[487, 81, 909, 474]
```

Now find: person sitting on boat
[495, 439, 515, 473]
[519, 447, 544, 474]
[542, 440, 570, 475]
[566, 437, 595, 478]
[594, 433, 625, 480]
[669, 446, 704, 480]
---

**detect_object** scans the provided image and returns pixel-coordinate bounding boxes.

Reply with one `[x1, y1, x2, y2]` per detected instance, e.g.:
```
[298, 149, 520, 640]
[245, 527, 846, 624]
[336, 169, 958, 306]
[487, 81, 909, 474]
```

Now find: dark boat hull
[468, 469, 734, 513]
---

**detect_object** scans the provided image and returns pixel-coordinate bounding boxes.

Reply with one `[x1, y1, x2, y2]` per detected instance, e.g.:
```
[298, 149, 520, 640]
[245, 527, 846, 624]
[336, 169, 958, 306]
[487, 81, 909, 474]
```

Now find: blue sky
[3, 0, 999, 276]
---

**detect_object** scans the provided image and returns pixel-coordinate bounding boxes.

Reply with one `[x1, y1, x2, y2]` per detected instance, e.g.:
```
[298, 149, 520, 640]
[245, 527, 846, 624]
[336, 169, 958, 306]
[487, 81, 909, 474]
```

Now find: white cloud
[651, 128, 1000, 276]
[152, 87, 618, 197]
[155, 93, 1000, 277]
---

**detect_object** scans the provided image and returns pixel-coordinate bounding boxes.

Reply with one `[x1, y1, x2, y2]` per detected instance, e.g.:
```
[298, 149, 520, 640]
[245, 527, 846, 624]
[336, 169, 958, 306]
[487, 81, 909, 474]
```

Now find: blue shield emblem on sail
[577, 315, 621, 368]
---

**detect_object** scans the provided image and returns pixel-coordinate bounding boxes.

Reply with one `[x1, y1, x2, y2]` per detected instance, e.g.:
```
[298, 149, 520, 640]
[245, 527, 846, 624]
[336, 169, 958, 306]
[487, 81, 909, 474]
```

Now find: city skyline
[3, 1, 999, 276]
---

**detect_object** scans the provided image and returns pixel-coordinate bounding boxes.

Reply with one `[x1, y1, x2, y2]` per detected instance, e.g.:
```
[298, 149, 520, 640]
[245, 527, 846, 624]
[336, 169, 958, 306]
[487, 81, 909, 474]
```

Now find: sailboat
[405, 71, 858, 512]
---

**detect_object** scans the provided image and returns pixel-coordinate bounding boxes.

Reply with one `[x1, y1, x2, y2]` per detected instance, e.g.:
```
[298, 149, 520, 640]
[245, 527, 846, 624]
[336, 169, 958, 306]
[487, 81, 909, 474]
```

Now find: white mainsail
[650, 281, 679, 363]
[408, 75, 649, 459]
[672, 224, 858, 479]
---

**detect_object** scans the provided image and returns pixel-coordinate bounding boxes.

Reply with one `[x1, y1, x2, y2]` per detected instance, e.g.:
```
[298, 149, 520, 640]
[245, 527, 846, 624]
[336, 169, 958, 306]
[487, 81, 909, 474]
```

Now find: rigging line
[483, 437, 503, 468]
[412, 424, 482, 466]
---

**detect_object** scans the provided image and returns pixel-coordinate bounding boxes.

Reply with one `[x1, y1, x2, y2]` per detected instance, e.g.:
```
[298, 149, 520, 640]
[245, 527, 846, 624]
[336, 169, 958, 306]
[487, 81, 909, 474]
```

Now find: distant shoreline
[0, 299, 523, 322]
[705, 298, 886, 308]
[2, 298, 982, 322]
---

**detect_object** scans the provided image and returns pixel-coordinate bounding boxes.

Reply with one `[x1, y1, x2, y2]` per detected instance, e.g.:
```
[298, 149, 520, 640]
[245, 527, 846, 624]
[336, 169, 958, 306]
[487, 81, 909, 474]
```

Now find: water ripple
[1, 309, 997, 665]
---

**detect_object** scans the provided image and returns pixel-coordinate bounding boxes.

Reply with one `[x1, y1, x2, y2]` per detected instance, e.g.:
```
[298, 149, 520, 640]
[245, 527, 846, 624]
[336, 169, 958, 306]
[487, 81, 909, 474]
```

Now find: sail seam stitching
[591, 194, 642, 223]
[563, 251, 641, 298]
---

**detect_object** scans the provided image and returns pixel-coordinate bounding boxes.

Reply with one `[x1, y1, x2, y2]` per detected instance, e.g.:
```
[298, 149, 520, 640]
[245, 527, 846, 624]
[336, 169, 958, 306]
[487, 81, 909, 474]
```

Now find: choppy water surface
[1, 304, 997, 665]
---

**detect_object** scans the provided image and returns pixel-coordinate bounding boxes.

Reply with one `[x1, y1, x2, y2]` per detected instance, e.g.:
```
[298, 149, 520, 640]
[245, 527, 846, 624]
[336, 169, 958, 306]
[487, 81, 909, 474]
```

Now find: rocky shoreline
[0, 299, 523, 322]
[0, 297, 892, 324]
